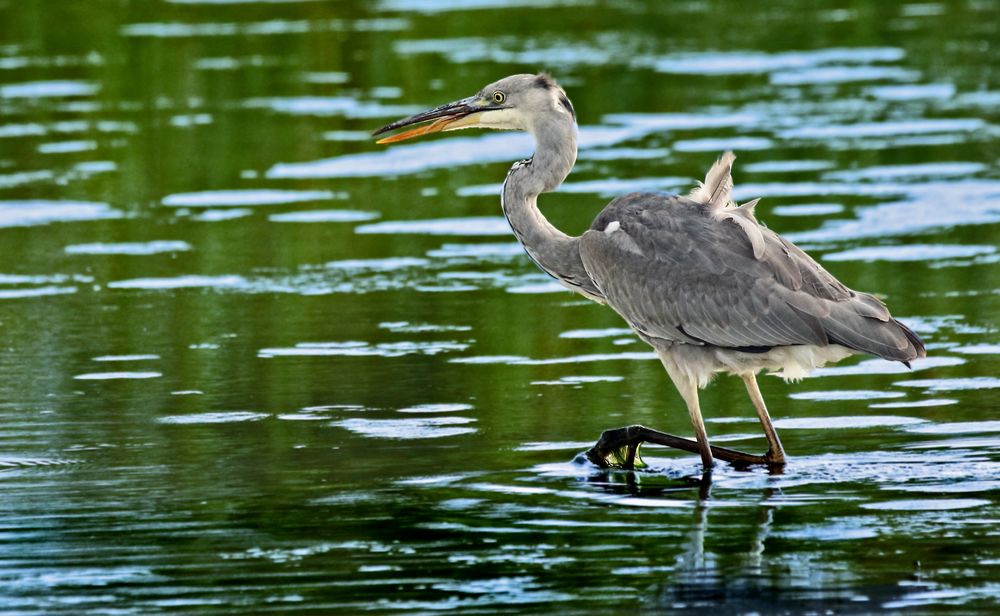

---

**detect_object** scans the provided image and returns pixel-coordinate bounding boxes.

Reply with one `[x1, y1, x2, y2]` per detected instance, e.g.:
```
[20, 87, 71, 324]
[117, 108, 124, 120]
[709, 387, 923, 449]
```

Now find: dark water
[2, 0, 999, 613]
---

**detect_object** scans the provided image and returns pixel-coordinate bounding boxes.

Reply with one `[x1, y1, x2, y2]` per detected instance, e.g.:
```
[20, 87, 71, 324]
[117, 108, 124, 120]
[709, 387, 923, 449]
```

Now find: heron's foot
[586, 426, 649, 470]
[586, 424, 786, 469]
[763, 447, 786, 466]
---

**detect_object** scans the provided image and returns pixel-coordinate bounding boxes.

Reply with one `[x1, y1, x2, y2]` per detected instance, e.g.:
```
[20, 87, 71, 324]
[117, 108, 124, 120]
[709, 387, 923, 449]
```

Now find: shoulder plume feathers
[687, 151, 766, 260]
[688, 151, 735, 207]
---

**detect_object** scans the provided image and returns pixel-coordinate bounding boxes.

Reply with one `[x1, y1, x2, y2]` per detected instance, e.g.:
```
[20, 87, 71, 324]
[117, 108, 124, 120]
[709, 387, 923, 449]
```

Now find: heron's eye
[492, 91, 506, 104]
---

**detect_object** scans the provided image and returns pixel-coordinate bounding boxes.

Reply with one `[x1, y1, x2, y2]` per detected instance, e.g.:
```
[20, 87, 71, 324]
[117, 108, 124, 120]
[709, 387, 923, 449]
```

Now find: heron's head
[373, 73, 575, 144]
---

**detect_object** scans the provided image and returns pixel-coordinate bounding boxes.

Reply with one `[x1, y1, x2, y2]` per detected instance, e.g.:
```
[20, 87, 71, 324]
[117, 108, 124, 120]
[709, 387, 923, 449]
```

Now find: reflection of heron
[374, 74, 925, 469]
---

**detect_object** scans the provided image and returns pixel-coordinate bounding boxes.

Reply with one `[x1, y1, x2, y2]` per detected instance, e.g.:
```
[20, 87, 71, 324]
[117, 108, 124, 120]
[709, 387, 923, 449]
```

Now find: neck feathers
[508, 112, 578, 198]
[500, 110, 598, 298]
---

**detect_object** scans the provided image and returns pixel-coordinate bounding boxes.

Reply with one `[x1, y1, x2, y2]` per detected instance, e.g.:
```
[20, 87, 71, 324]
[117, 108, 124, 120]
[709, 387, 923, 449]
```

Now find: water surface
[1, 0, 998, 613]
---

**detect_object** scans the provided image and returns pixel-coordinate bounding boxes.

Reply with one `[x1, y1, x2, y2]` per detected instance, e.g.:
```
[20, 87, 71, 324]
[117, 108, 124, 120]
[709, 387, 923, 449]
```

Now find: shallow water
[1, 0, 999, 613]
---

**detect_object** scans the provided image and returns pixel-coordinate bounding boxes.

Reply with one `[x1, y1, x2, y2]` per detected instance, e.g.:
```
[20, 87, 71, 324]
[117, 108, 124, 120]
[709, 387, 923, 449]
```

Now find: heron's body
[375, 73, 925, 468]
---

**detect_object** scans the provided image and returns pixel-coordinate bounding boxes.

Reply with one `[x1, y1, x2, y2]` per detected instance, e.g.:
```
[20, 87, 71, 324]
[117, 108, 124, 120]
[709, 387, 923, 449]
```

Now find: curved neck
[509, 115, 578, 197]
[501, 115, 599, 298]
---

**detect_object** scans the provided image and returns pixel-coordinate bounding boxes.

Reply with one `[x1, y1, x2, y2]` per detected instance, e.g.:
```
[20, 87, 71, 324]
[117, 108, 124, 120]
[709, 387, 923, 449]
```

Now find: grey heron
[373, 74, 926, 470]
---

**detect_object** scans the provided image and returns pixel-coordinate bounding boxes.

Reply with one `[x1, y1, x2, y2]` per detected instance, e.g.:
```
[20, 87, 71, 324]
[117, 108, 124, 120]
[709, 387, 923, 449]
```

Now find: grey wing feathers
[579, 193, 926, 363]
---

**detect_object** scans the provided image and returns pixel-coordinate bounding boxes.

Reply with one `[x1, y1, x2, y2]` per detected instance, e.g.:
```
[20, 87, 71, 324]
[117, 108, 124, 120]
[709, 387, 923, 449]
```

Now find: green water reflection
[1, 0, 998, 613]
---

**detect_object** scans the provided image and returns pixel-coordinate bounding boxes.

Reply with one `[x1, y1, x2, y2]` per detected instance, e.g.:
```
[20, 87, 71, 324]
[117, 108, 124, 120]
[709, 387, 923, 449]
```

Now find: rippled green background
[1, 0, 999, 613]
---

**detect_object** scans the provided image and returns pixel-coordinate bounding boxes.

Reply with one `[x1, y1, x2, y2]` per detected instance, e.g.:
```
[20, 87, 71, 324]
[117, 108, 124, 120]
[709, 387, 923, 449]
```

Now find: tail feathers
[897, 318, 927, 361]
[826, 316, 927, 364]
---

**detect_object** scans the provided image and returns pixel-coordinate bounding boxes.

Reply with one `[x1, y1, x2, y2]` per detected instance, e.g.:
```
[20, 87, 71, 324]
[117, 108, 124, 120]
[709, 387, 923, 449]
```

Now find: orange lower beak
[375, 117, 457, 144]
[373, 95, 483, 145]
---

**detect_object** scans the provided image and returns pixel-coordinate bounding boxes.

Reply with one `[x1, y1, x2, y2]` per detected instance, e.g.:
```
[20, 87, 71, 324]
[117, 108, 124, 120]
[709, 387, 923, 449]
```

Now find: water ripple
[380, 321, 472, 333]
[773, 416, 925, 430]
[782, 181, 1000, 243]
[451, 352, 656, 365]
[259, 340, 470, 358]
[869, 399, 957, 409]
[0, 200, 119, 227]
[531, 375, 624, 386]
[811, 356, 964, 377]
[332, 416, 476, 439]
[825, 162, 985, 181]
[0, 80, 99, 98]
[108, 275, 246, 290]
[559, 328, 634, 339]
[823, 244, 995, 263]
[860, 499, 989, 511]
[770, 65, 919, 86]
[190, 208, 254, 221]
[356, 217, 511, 236]
[788, 390, 907, 401]
[65, 241, 192, 255]
[382, 0, 590, 14]
[952, 344, 1000, 355]
[268, 210, 379, 223]
[158, 411, 270, 424]
[74, 371, 162, 380]
[92, 354, 160, 362]
[0, 286, 77, 299]
[398, 403, 474, 413]
[640, 47, 905, 75]
[894, 377, 1000, 392]
[870, 83, 956, 100]
[326, 257, 429, 270]
[161, 189, 335, 208]
[780, 118, 986, 140]
[771, 203, 845, 217]
[243, 96, 421, 119]
[907, 421, 1000, 435]
[120, 18, 407, 38]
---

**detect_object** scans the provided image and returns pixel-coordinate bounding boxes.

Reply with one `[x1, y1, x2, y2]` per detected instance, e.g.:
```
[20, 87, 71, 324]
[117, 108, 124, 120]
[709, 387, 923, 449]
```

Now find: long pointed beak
[373, 96, 483, 144]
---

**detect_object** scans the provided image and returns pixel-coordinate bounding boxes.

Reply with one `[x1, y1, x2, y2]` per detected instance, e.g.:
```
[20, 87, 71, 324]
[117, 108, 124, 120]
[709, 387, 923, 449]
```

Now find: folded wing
[578, 192, 924, 363]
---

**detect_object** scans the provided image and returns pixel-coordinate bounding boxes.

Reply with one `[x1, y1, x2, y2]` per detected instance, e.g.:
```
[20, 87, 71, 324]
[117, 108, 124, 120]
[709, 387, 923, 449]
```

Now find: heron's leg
[585, 356, 777, 469]
[677, 378, 714, 470]
[661, 366, 714, 469]
[586, 424, 772, 468]
[741, 373, 786, 465]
